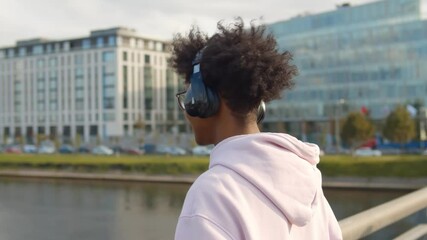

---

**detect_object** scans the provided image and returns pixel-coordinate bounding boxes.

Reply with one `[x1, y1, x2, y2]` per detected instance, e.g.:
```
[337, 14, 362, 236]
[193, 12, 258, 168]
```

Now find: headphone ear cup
[184, 72, 220, 118]
[185, 48, 220, 118]
[257, 101, 266, 124]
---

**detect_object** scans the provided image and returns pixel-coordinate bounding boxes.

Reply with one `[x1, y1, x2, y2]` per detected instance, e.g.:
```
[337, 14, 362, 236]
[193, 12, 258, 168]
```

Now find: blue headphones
[183, 49, 220, 118]
[183, 48, 265, 123]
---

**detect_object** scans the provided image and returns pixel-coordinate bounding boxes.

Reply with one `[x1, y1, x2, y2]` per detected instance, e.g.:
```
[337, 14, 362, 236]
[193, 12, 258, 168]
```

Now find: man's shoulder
[183, 167, 240, 209]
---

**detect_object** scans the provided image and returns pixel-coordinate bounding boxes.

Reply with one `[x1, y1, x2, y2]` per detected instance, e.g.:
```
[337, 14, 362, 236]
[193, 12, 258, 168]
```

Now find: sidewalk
[0, 170, 426, 190]
[0, 170, 196, 184]
[322, 176, 427, 190]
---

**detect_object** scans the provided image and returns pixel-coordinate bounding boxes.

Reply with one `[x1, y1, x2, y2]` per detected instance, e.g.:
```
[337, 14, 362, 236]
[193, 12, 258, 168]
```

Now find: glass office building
[266, 0, 427, 148]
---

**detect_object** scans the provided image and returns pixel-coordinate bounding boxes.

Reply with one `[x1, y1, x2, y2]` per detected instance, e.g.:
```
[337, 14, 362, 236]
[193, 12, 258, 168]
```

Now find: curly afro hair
[170, 18, 297, 117]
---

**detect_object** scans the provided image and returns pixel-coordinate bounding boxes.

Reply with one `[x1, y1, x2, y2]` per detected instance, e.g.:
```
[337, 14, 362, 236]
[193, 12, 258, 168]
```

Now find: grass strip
[0, 154, 426, 178]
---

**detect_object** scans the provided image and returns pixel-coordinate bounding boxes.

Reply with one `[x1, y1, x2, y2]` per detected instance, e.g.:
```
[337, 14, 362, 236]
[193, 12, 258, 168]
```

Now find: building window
[82, 39, 91, 49]
[144, 54, 150, 64]
[103, 113, 115, 121]
[130, 38, 136, 47]
[75, 67, 84, 78]
[108, 36, 115, 47]
[103, 75, 115, 85]
[19, 47, 26, 57]
[75, 55, 84, 65]
[54, 43, 60, 52]
[123, 51, 128, 61]
[37, 92, 44, 100]
[116, 36, 122, 46]
[123, 65, 128, 109]
[49, 102, 58, 111]
[75, 78, 84, 88]
[49, 57, 57, 67]
[103, 98, 115, 109]
[37, 103, 45, 111]
[63, 42, 70, 51]
[155, 42, 163, 51]
[137, 39, 143, 48]
[76, 89, 84, 98]
[148, 41, 154, 50]
[102, 51, 115, 62]
[33, 45, 43, 55]
[104, 87, 115, 97]
[46, 44, 52, 53]
[8, 49, 15, 58]
[90, 125, 98, 136]
[97, 37, 104, 48]
[49, 80, 57, 89]
[76, 114, 84, 122]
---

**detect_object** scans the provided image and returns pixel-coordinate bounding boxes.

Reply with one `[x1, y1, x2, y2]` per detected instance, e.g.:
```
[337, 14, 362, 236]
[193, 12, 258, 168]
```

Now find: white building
[0, 27, 187, 145]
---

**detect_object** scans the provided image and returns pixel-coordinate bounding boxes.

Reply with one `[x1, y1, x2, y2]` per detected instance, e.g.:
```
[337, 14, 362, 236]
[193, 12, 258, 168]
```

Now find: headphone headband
[183, 47, 266, 123]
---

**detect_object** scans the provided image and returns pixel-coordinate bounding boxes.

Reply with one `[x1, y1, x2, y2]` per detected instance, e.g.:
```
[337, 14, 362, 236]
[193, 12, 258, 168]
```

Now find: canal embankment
[0, 169, 426, 190]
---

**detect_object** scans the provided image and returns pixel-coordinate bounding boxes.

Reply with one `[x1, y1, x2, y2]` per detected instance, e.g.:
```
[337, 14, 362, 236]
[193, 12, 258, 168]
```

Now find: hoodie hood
[209, 132, 322, 227]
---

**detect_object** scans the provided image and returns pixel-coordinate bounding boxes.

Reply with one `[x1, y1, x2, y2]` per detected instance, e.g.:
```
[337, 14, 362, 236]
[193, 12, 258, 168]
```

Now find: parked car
[4, 145, 22, 154]
[140, 144, 156, 154]
[23, 144, 38, 153]
[92, 145, 113, 155]
[156, 145, 170, 154]
[77, 146, 91, 154]
[422, 149, 427, 155]
[167, 146, 187, 155]
[156, 145, 186, 155]
[353, 147, 382, 157]
[58, 144, 75, 154]
[111, 146, 125, 154]
[38, 145, 55, 154]
[123, 147, 144, 155]
[192, 146, 213, 156]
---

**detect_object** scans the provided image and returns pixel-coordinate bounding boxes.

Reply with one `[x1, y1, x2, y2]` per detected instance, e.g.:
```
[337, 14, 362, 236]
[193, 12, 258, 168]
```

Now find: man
[171, 19, 342, 240]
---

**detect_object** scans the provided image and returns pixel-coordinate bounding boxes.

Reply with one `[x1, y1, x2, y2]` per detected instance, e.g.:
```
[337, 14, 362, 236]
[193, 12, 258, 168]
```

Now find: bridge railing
[339, 186, 427, 240]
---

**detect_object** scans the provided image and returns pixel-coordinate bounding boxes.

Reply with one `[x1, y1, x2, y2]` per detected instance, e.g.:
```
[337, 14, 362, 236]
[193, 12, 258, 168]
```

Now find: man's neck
[213, 119, 260, 145]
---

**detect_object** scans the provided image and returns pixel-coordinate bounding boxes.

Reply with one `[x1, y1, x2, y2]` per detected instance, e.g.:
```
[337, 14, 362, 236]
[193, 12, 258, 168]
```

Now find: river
[0, 177, 424, 240]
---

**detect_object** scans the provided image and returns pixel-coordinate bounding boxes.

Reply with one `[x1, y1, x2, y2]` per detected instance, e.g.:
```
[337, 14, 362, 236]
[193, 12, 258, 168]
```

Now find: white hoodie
[175, 133, 342, 240]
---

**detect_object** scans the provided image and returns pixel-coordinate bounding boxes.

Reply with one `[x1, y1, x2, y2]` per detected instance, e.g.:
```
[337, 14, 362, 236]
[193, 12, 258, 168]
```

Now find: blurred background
[0, 0, 426, 239]
[0, 0, 426, 155]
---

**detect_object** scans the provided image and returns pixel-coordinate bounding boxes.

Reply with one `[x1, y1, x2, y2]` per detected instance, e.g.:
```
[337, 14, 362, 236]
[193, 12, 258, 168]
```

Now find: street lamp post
[420, 107, 427, 149]
[335, 99, 346, 153]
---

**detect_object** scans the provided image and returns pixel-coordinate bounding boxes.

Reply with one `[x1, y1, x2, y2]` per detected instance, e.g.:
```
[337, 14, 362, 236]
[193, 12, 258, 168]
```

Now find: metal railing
[339, 186, 427, 240]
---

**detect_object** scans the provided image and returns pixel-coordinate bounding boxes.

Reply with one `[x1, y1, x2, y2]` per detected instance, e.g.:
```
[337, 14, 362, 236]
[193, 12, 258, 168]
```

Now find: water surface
[0, 177, 423, 240]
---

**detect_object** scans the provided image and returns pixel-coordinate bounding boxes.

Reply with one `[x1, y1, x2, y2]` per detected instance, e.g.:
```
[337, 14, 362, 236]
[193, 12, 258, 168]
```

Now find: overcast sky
[0, 0, 376, 47]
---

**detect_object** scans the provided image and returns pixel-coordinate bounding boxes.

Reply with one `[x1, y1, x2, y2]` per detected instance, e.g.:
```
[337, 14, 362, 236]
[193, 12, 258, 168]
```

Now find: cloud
[0, 0, 377, 46]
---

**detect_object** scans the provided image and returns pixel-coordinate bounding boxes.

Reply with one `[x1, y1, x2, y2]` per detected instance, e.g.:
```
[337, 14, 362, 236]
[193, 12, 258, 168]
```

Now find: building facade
[0, 27, 187, 145]
[266, 0, 427, 148]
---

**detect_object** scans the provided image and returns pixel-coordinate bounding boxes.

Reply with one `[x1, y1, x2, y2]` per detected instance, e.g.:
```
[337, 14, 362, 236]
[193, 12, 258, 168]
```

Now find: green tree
[134, 115, 145, 145]
[53, 135, 61, 150]
[2, 134, 7, 145]
[16, 135, 24, 146]
[383, 105, 416, 146]
[36, 134, 47, 146]
[74, 134, 82, 148]
[340, 112, 375, 150]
